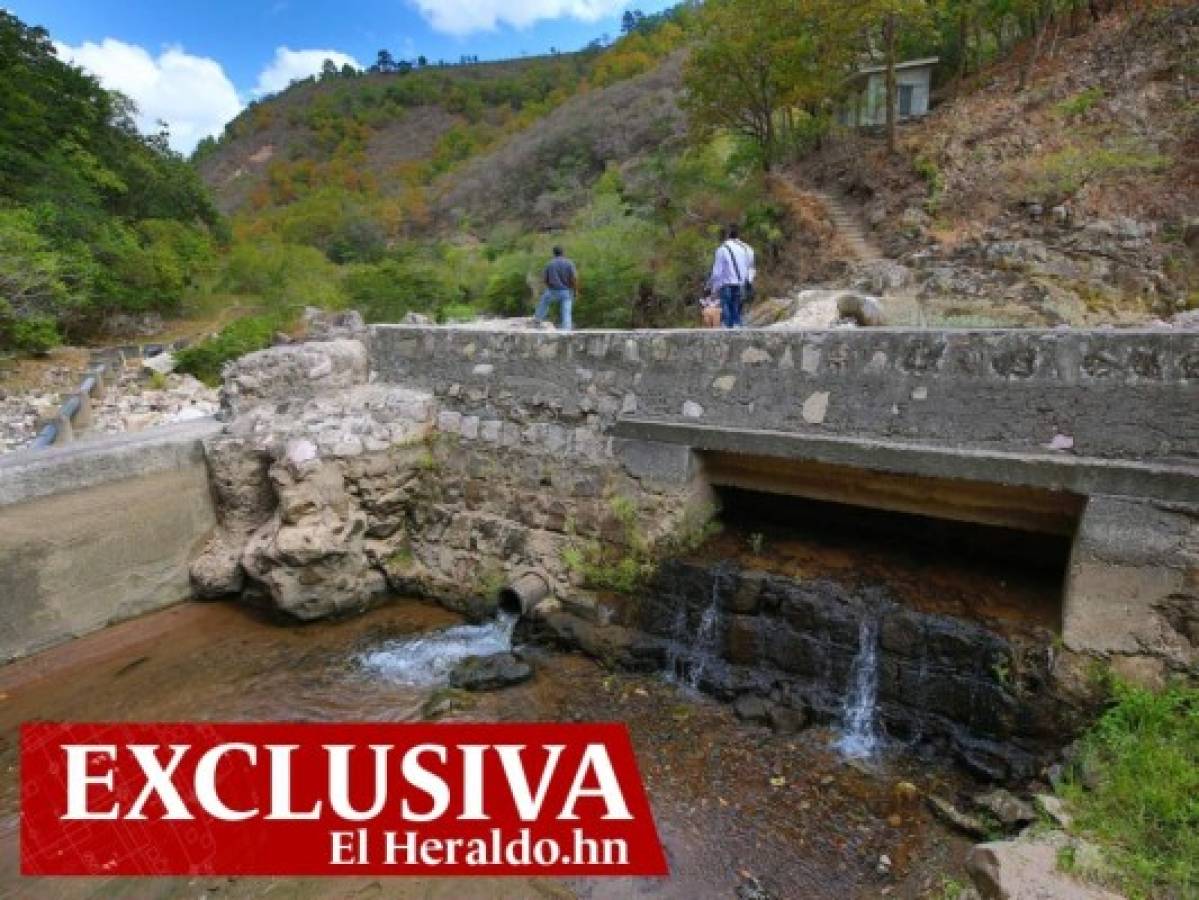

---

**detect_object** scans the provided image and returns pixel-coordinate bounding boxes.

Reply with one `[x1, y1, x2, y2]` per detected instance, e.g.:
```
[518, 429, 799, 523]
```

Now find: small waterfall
[834, 613, 883, 759]
[358, 611, 518, 686]
[667, 572, 725, 691]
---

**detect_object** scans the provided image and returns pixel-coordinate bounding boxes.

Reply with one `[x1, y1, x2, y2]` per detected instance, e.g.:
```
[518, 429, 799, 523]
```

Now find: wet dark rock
[733, 694, 772, 725]
[767, 703, 808, 735]
[448, 653, 534, 692]
[534, 560, 1090, 780]
[973, 789, 1037, 829]
[517, 612, 664, 672]
[927, 795, 992, 839]
[880, 609, 923, 657]
[727, 572, 764, 614]
[726, 615, 761, 665]
[955, 735, 1024, 782]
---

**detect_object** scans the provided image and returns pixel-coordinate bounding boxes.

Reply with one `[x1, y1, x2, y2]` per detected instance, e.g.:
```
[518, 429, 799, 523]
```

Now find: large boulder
[191, 340, 435, 613]
[967, 833, 1122, 900]
[836, 292, 886, 327]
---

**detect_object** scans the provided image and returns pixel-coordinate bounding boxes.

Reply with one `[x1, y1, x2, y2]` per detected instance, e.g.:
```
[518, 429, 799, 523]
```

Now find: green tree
[0, 10, 227, 348]
[375, 49, 395, 73]
[683, 0, 858, 170]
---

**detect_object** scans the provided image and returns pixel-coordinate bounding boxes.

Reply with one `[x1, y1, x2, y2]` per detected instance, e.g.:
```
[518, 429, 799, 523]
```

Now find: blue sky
[10, 0, 675, 152]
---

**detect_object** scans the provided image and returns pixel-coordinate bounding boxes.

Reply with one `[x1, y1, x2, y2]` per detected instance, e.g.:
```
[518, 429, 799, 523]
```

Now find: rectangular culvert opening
[700, 453, 1085, 635]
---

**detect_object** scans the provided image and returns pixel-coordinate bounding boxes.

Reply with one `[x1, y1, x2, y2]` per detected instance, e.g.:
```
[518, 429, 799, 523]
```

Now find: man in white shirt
[708, 226, 756, 328]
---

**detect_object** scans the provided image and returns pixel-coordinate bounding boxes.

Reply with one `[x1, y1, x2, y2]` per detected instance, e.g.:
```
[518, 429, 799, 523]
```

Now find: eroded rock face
[192, 336, 709, 624]
[191, 436, 275, 599]
[220, 339, 370, 419]
[191, 339, 439, 618]
[240, 454, 383, 621]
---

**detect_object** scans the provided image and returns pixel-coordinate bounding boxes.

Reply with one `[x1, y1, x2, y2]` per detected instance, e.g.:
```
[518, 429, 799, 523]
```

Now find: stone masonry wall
[370, 326, 1199, 463]
[370, 326, 1198, 675]
[189, 327, 1196, 772]
[192, 337, 711, 622]
[619, 561, 1096, 781]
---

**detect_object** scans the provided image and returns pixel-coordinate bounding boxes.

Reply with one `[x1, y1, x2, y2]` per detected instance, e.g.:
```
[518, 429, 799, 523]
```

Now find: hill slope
[193, 1, 1197, 333]
[798, 1, 1199, 325]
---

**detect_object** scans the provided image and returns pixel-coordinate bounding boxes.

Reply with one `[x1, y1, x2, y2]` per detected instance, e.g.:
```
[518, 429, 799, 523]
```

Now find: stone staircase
[805, 188, 883, 261]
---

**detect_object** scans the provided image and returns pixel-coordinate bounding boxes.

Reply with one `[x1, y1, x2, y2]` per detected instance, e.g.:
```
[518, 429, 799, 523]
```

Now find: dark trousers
[720, 284, 743, 328]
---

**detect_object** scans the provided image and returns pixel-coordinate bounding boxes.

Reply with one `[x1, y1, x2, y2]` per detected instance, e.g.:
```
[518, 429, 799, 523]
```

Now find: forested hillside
[1, 0, 1194, 361]
[0, 12, 224, 352]
[189, 10, 764, 333]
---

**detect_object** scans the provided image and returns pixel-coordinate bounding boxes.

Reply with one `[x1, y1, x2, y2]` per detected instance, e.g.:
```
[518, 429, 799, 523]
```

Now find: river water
[0, 594, 977, 899]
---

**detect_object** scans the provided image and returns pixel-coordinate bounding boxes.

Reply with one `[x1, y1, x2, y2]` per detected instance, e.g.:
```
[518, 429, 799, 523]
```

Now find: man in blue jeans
[534, 246, 578, 331]
[708, 226, 756, 328]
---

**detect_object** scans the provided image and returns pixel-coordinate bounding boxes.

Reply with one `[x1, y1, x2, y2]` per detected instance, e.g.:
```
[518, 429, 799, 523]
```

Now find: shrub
[1019, 140, 1172, 204]
[482, 251, 536, 317]
[1056, 87, 1105, 119]
[343, 254, 455, 322]
[913, 155, 945, 214]
[8, 315, 61, 353]
[0, 208, 76, 349]
[219, 240, 344, 312]
[175, 315, 281, 385]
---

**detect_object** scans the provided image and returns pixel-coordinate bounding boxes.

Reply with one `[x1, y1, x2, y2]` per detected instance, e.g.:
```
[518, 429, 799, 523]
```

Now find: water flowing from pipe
[358, 611, 518, 686]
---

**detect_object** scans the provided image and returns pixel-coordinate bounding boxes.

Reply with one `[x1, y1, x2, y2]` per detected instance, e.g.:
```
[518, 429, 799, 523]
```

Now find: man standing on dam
[534, 246, 579, 332]
[709, 226, 756, 329]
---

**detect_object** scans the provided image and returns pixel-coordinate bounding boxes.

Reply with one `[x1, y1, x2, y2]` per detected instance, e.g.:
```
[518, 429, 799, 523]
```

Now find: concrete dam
[1, 325, 1196, 779]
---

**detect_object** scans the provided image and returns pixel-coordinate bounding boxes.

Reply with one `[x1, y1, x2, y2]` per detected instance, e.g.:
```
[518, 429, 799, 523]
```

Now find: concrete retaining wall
[0, 420, 220, 662]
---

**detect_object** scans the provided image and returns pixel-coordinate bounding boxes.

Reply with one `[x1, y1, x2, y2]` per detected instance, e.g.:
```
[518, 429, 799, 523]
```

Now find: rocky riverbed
[0, 599, 979, 899]
[0, 360, 219, 454]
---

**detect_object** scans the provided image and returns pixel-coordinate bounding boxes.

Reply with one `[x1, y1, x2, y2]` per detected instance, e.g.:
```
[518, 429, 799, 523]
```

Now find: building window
[898, 84, 915, 118]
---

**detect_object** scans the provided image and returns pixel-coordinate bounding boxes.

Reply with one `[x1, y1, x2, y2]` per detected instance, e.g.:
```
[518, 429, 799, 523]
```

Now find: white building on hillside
[839, 57, 939, 128]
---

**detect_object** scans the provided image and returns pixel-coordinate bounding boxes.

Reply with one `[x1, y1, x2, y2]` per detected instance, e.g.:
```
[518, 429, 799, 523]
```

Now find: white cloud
[254, 47, 362, 95]
[55, 39, 242, 155]
[409, 0, 627, 36]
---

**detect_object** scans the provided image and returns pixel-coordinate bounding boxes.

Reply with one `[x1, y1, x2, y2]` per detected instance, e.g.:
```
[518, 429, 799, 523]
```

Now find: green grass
[936, 876, 974, 900]
[1058, 679, 1199, 898]
[563, 494, 657, 593]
